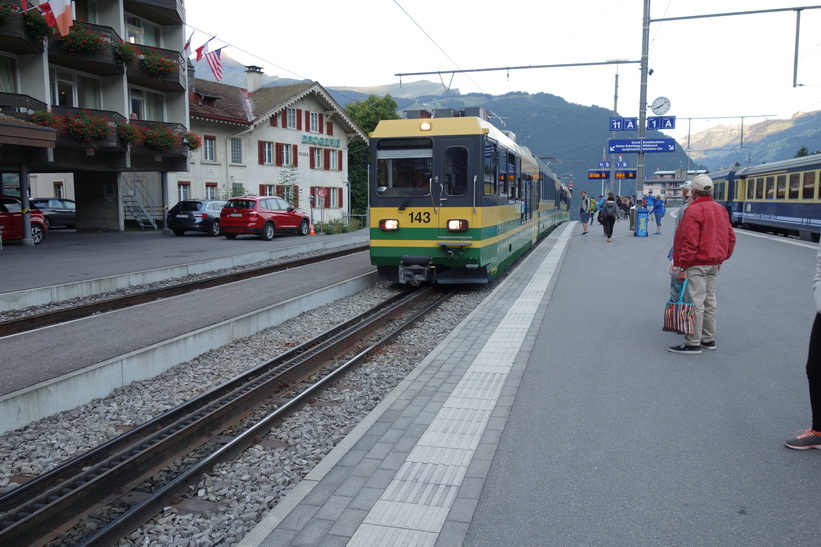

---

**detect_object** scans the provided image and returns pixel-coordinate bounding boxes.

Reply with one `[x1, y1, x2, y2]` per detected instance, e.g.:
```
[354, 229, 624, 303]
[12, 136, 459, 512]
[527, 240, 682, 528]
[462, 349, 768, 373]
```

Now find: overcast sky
[185, 0, 821, 141]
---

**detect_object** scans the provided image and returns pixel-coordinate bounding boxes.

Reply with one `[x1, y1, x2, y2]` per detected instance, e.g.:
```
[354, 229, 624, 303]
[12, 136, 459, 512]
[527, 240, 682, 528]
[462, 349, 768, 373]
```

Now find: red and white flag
[37, 0, 73, 37]
[205, 46, 223, 82]
[195, 36, 215, 62]
[182, 31, 194, 58]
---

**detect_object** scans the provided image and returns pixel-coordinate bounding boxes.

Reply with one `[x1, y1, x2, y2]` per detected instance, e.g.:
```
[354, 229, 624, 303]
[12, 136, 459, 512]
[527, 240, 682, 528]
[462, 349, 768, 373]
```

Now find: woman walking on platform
[602, 192, 619, 242]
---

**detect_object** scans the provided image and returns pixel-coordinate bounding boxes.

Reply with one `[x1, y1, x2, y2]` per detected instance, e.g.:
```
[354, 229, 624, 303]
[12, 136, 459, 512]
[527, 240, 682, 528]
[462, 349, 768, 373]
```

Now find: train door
[434, 137, 475, 240]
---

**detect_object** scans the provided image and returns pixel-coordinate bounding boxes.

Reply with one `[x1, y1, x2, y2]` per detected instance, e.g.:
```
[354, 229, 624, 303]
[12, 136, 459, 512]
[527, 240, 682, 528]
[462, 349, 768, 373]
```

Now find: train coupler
[399, 255, 434, 286]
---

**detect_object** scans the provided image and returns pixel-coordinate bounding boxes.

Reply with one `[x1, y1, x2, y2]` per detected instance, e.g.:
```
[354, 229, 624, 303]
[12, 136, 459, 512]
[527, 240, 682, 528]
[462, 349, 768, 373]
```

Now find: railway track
[0, 244, 368, 337]
[0, 285, 455, 546]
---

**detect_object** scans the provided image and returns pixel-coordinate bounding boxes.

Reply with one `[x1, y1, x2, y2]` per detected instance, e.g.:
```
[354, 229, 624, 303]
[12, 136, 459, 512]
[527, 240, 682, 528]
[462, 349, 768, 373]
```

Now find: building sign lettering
[301, 135, 341, 148]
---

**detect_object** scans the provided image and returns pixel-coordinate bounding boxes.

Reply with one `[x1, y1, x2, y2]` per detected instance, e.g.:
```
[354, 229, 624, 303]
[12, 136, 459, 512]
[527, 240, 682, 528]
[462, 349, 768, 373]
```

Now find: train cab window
[498, 147, 509, 196]
[443, 146, 468, 197]
[375, 138, 433, 197]
[789, 173, 800, 199]
[776, 175, 787, 199]
[803, 172, 816, 200]
[483, 139, 498, 195]
[505, 155, 520, 202]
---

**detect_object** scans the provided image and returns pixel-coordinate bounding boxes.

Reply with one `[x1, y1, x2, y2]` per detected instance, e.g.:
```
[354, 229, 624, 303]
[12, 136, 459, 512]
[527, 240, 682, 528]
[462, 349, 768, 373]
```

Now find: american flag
[205, 47, 223, 82]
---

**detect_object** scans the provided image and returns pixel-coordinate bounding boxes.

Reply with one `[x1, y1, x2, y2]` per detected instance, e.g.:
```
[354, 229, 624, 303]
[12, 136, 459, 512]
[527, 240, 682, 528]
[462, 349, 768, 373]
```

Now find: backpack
[603, 201, 617, 218]
[588, 197, 597, 213]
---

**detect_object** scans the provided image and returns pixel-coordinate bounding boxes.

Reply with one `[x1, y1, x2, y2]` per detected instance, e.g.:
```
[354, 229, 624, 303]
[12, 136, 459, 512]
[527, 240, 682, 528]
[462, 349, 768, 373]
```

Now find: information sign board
[608, 139, 676, 154]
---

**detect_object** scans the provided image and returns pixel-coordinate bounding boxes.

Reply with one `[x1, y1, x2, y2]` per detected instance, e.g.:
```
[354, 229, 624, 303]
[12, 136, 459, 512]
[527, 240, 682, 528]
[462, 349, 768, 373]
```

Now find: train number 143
[408, 211, 431, 224]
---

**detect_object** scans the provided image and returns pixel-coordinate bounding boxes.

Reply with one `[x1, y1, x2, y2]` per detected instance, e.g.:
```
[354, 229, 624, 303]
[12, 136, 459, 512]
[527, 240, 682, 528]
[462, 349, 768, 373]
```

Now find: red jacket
[673, 195, 736, 268]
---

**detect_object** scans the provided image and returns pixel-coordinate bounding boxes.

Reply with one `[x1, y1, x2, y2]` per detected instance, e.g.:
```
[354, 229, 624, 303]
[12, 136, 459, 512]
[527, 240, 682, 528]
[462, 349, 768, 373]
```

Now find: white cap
[691, 174, 713, 192]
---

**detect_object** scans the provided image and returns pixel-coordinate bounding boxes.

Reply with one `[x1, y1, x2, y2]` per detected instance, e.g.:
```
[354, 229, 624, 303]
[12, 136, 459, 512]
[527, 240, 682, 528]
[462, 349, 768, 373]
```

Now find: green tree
[345, 94, 400, 214]
[796, 146, 810, 158]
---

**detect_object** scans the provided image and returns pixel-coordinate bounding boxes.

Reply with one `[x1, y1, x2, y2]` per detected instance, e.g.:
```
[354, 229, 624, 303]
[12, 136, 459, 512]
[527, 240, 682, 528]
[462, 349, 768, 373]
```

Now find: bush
[116, 122, 142, 145]
[24, 11, 53, 42]
[58, 24, 104, 55]
[141, 123, 180, 151]
[0, 6, 12, 25]
[140, 48, 177, 79]
[63, 110, 110, 143]
[181, 131, 201, 151]
[113, 41, 138, 68]
[320, 218, 357, 235]
[30, 110, 62, 129]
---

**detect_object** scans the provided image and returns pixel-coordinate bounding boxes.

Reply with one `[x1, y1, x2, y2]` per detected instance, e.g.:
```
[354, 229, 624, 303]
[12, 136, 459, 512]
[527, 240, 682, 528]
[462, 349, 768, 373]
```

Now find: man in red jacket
[669, 174, 736, 354]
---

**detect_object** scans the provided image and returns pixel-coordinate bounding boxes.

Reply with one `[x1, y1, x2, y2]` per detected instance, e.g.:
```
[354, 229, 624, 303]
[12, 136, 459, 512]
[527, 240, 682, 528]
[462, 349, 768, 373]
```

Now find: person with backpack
[651, 195, 666, 235]
[578, 190, 595, 235]
[601, 192, 619, 242]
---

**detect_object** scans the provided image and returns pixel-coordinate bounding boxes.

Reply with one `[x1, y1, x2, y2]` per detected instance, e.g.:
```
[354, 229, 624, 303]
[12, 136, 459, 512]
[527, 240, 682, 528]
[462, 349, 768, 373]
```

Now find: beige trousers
[684, 265, 720, 347]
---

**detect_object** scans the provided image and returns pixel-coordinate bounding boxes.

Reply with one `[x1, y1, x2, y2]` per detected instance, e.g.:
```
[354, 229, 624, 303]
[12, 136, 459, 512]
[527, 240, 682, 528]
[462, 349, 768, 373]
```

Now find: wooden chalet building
[186, 68, 367, 224]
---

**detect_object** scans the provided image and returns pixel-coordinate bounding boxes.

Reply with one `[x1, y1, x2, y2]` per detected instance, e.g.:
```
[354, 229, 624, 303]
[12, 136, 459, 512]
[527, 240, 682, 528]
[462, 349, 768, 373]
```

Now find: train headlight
[447, 219, 468, 232]
[379, 219, 399, 231]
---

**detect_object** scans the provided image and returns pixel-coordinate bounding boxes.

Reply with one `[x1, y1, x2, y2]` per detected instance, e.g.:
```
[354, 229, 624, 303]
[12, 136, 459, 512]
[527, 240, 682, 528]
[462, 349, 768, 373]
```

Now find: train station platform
[0, 229, 368, 311]
[240, 220, 821, 546]
[0, 229, 372, 433]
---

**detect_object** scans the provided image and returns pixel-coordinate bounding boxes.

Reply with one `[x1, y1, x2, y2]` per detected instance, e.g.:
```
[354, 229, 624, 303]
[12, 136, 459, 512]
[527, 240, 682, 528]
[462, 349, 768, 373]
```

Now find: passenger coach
[711, 155, 821, 242]
[369, 108, 568, 284]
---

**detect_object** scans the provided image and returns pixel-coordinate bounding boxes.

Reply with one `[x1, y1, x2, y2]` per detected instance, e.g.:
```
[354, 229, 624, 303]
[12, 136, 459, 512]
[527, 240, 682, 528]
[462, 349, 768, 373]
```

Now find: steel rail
[80, 288, 455, 546]
[0, 286, 409, 516]
[0, 286, 439, 546]
[0, 244, 368, 337]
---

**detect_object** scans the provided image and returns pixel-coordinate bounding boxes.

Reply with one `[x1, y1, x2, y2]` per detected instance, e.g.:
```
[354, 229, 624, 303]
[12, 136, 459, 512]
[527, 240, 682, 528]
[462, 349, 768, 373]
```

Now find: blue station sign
[647, 116, 676, 130]
[608, 139, 676, 154]
[610, 117, 639, 131]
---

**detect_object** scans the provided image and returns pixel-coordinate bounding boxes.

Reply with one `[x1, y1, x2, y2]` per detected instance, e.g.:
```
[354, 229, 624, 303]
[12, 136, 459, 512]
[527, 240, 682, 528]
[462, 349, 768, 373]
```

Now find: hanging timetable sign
[588, 170, 609, 179]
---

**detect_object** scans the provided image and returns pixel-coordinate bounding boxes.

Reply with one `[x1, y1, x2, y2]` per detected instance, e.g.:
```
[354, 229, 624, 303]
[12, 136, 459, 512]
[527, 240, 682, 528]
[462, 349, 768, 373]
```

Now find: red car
[0, 196, 47, 245]
[220, 196, 310, 240]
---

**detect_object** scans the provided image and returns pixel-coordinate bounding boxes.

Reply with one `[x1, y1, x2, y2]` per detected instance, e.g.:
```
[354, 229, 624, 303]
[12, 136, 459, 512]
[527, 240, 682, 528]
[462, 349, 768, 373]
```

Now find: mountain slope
[195, 54, 821, 181]
[681, 112, 821, 170]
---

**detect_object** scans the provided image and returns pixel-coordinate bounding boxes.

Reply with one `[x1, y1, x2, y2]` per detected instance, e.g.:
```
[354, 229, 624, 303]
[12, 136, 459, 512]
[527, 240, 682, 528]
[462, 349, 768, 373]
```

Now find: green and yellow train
[369, 108, 570, 285]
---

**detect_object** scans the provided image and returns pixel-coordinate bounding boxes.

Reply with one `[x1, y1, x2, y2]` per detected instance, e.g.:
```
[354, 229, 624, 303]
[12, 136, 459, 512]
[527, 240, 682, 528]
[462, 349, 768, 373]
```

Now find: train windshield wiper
[398, 174, 430, 211]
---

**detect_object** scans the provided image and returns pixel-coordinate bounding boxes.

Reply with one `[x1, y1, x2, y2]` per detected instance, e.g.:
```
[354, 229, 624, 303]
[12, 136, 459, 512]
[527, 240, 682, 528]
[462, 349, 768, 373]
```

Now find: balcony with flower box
[123, 0, 183, 26]
[127, 45, 185, 92]
[0, 93, 47, 121]
[0, 9, 44, 54]
[51, 107, 128, 152]
[129, 120, 189, 171]
[47, 22, 124, 76]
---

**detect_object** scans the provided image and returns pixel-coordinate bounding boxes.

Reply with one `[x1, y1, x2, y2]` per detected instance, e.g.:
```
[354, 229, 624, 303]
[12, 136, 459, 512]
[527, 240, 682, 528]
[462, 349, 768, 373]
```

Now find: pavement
[238, 219, 821, 546]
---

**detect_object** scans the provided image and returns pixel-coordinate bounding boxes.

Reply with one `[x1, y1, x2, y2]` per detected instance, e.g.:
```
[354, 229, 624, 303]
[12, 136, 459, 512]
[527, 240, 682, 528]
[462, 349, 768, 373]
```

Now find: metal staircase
[121, 173, 157, 230]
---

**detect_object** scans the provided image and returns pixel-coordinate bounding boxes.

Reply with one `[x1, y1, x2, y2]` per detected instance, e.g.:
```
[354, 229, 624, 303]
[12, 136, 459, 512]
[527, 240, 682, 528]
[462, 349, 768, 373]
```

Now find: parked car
[220, 196, 310, 240]
[167, 199, 226, 236]
[0, 196, 47, 244]
[29, 198, 76, 229]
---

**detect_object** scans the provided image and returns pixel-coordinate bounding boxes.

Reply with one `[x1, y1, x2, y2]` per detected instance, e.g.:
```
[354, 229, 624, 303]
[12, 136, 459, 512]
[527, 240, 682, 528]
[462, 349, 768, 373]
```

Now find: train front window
[443, 146, 468, 196]
[376, 138, 432, 197]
